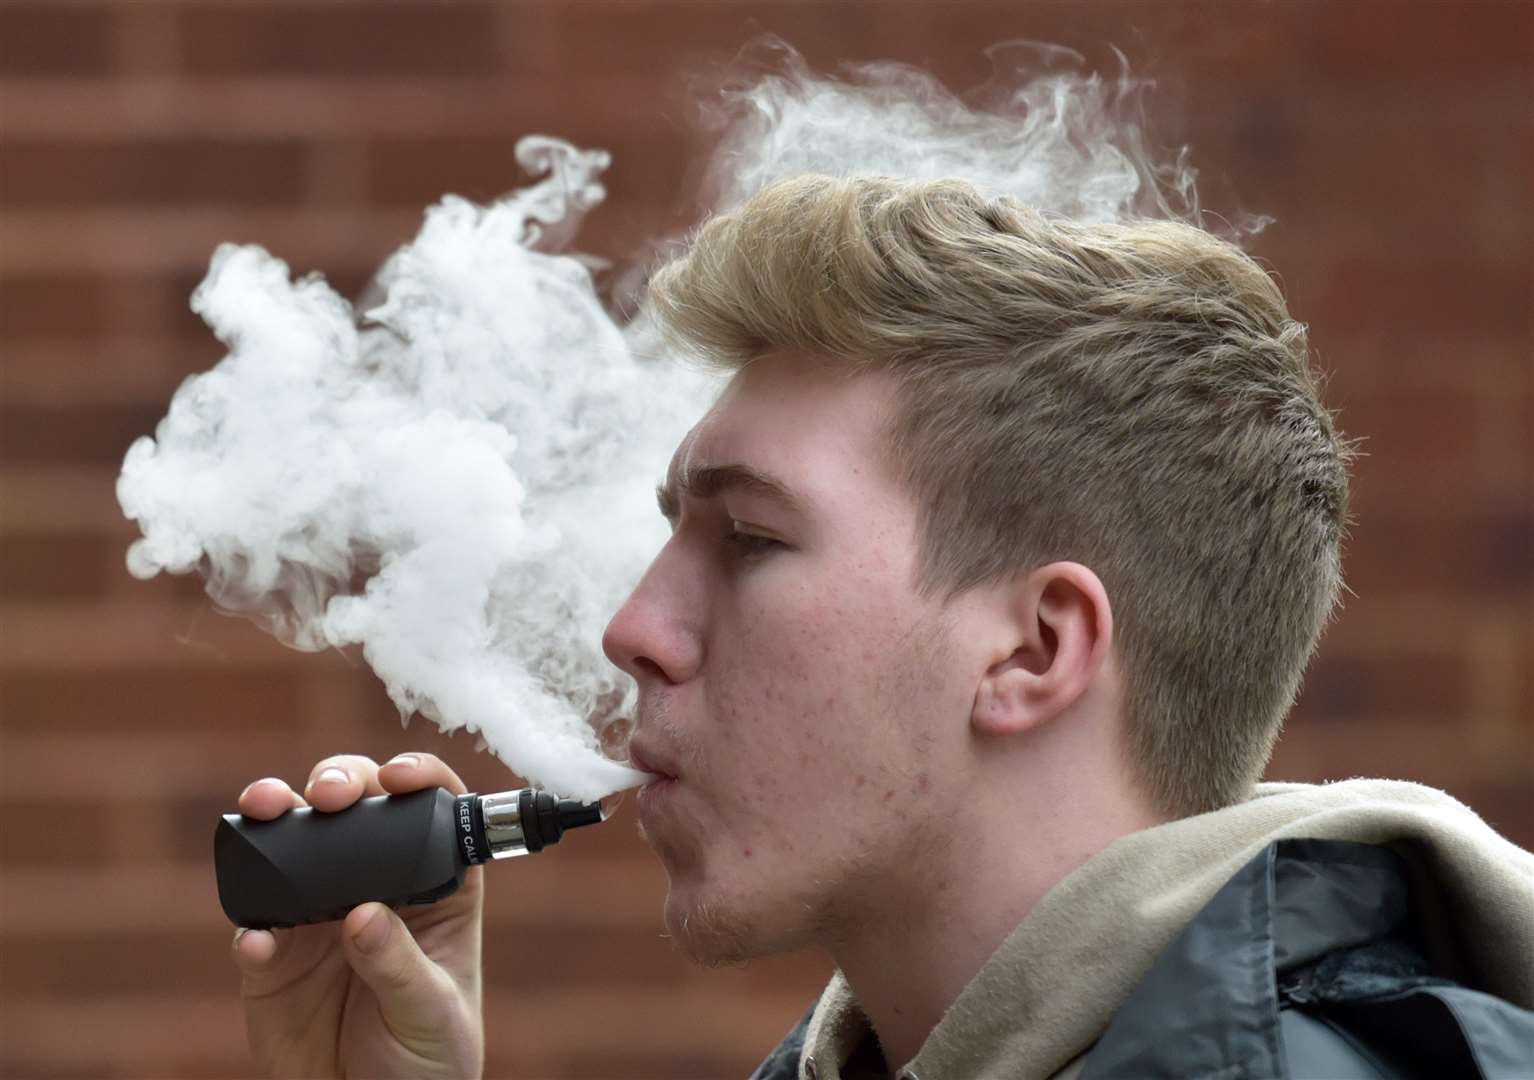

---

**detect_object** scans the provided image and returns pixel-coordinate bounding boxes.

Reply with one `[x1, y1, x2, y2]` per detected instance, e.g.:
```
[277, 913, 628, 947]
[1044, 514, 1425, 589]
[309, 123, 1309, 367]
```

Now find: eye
[722, 524, 782, 559]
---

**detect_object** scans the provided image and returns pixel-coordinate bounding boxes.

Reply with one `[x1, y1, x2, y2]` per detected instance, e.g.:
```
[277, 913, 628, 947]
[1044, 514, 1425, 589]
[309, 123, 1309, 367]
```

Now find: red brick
[1, 274, 116, 340]
[0, 73, 678, 141]
[0, 3, 117, 77]
[0, 855, 662, 938]
[1221, 116, 1533, 272]
[0, 998, 242, 1078]
[1297, 1, 1533, 89]
[0, 989, 810, 1079]
[1269, 715, 1534, 850]
[483, 924, 691, 989]
[539, 1048, 771, 1080]
[0, 402, 163, 467]
[0, 597, 338, 671]
[176, 1, 502, 77]
[0, 5, 1529, 1078]
[478, 984, 821, 1076]
[1092, 0, 1530, 96]
[1302, 334, 1533, 398]
[1467, 780, 1534, 850]
[1331, 389, 1528, 512]
[1302, 257, 1530, 346]
[532, 1, 841, 77]
[364, 135, 550, 207]
[0, 138, 308, 207]
[0, 270, 205, 345]
[0, 341, 225, 411]
[1, 930, 278, 995]
[0, 801, 116, 866]
[0, 865, 225, 933]
[1341, 510, 1534, 598]
[0, 532, 116, 600]
[0, 207, 423, 275]
[1270, 713, 1467, 786]
[1298, 647, 1471, 719]
[367, 131, 678, 204]
[0, 466, 129, 531]
[2, 265, 374, 349]
[0, 722, 422, 819]
[0, 667, 308, 734]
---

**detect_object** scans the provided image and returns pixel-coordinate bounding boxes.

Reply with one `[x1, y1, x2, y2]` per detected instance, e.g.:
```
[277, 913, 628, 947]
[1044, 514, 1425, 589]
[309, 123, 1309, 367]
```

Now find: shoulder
[1079, 838, 1534, 1079]
[1280, 947, 1534, 1079]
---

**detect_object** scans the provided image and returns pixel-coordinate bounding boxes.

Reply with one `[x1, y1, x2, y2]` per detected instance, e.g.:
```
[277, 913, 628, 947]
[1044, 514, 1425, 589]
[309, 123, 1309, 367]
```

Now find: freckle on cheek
[855, 775, 865, 788]
[743, 847, 752, 857]
[883, 789, 895, 802]
[916, 773, 929, 794]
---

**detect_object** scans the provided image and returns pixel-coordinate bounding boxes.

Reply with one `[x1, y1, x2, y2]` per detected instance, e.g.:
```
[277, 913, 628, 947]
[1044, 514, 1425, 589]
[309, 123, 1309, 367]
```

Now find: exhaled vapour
[118, 139, 709, 799]
[117, 43, 1217, 800]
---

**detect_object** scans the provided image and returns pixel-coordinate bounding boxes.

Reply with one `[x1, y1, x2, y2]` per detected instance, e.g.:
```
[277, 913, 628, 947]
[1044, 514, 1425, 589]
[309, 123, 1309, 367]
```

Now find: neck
[826, 775, 1165, 1074]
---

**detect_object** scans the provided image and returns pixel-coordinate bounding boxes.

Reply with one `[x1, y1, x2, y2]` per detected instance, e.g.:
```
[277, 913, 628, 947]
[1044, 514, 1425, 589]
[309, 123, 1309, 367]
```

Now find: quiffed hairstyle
[646, 174, 1352, 816]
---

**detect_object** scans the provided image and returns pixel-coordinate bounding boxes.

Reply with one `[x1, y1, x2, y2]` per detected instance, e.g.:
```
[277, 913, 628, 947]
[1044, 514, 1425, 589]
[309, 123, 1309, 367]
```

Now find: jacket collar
[777, 780, 1532, 1080]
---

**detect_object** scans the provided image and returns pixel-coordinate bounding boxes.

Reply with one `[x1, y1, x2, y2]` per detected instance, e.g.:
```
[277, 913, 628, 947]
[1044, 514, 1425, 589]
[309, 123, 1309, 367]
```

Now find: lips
[627, 741, 680, 782]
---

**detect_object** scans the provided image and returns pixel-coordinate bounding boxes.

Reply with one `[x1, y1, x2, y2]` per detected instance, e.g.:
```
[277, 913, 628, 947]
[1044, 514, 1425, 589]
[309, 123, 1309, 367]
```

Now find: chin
[662, 872, 824, 969]
[662, 877, 773, 969]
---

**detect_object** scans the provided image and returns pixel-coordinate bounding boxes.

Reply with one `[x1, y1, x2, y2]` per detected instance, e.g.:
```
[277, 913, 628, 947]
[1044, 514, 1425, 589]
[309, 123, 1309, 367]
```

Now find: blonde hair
[647, 174, 1352, 816]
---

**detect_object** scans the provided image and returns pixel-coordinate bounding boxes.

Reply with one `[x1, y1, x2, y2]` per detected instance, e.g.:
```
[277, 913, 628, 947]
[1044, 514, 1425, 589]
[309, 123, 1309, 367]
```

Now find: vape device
[215, 787, 603, 929]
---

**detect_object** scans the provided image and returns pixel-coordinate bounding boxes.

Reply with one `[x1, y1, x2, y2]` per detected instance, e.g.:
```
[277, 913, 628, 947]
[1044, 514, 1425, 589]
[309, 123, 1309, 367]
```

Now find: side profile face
[603, 351, 988, 963]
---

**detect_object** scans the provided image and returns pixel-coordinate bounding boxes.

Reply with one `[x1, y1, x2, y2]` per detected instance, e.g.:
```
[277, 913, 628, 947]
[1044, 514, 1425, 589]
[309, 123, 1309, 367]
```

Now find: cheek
[709, 583, 923, 810]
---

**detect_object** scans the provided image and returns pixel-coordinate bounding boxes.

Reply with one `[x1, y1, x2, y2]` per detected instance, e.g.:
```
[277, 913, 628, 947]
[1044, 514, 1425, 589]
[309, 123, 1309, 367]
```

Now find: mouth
[627, 741, 681, 815]
[626, 742, 679, 784]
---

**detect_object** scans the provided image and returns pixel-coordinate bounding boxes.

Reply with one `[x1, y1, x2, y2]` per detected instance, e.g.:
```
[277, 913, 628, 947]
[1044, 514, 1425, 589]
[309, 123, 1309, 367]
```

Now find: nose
[601, 550, 702, 686]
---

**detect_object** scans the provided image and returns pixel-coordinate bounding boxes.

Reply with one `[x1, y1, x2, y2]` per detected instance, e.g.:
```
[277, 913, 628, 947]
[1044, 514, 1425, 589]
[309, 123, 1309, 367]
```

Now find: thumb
[343, 903, 459, 1044]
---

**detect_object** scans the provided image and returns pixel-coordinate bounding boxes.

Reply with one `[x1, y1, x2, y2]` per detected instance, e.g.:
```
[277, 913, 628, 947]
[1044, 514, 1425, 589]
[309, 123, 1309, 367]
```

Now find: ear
[971, 562, 1114, 737]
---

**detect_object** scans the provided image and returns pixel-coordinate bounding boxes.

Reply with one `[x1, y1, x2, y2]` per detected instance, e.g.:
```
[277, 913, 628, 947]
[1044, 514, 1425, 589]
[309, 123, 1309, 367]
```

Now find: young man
[231, 175, 1534, 1079]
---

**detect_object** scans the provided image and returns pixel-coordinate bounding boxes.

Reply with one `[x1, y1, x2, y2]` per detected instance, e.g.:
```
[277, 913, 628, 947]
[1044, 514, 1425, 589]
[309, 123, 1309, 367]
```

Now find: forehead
[667, 353, 899, 494]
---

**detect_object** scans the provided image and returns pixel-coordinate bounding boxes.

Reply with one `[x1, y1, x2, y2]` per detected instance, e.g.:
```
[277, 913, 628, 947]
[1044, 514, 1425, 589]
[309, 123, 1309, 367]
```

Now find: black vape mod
[215, 787, 603, 929]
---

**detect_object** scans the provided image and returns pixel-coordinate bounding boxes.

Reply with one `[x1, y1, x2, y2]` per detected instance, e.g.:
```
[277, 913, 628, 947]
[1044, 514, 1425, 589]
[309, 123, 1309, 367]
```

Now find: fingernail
[317, 766, 349, 785]
[239, 777, 280, 801]
[234, 928, 273, 966]
[386, 754, 420, 769]
[354, 905, 390, 954]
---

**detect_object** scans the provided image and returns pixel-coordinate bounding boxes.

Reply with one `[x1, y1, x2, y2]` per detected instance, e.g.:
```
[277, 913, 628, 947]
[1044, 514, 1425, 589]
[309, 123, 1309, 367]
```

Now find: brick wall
[1, 1, 1530, 1077]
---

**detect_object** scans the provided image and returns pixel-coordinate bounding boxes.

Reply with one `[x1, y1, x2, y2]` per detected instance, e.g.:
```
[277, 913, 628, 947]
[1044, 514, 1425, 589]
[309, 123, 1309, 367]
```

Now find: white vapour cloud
[118, 139, 716, 800]
[118, 45, 1212, 800]
[698, 40, 1224, 227]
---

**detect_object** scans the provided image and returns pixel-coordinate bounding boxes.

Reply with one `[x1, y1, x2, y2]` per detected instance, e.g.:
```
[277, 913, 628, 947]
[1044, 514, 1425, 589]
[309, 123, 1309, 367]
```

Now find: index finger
[377, 751, 468, 796]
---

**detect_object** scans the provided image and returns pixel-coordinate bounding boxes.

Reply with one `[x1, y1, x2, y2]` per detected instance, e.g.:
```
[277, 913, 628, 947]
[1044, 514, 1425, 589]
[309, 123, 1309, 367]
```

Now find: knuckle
[308, 754, 377, 782]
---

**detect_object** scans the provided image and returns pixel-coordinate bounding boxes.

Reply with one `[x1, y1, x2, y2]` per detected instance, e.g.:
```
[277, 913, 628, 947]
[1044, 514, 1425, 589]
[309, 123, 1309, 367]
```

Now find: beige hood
[800, 778, 1534, 1080]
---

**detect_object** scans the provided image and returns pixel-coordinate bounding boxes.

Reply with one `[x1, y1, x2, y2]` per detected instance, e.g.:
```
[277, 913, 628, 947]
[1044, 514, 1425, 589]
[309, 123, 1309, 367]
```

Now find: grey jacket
[753, 838, 1534, 1079]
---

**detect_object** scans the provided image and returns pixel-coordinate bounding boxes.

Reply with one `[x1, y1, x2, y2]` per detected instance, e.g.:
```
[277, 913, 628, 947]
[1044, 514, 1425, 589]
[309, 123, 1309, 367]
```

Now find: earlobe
[972, 661, 1049, 735]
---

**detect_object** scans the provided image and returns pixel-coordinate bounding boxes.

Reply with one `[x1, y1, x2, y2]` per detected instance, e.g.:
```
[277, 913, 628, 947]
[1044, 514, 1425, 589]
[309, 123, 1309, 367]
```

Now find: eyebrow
[655, 463, 804, 521]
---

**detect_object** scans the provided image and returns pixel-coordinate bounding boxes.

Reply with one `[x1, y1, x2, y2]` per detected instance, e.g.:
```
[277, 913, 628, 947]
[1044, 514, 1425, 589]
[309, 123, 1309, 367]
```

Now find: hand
[230, 753, 485, 1079]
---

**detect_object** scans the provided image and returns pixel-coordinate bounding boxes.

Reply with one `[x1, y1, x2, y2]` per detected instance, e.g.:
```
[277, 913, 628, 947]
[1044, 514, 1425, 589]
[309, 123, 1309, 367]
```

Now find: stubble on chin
[667, 892, 760, 968]
[663, 866, 851, 971]
[635, 820, 750, 965]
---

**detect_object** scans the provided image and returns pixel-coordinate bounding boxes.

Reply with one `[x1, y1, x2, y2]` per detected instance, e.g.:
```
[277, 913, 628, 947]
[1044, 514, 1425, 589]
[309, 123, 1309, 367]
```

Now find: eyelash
[723, 526, 782, 558]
